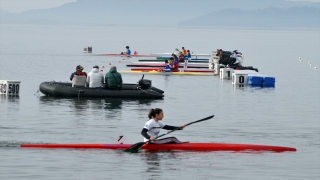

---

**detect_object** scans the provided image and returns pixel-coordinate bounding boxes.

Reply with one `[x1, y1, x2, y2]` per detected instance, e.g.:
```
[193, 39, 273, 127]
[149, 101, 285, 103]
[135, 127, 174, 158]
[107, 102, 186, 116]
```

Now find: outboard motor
[138, 75, 152, 88]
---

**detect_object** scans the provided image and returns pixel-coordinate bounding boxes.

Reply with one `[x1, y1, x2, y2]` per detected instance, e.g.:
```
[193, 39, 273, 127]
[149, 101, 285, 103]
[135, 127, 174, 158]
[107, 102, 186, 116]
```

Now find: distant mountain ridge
[179, 7, 320, 28]
[0, 8, 11, 14]
[0, 0, 319, 28]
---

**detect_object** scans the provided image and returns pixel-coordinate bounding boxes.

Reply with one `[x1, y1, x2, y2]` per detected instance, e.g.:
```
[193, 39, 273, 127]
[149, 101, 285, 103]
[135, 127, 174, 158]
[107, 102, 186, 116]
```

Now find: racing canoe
[20, 142, 296, 152]
[93, 53, 160, 57]
[93, 53, 210, 57]
[156, 56, 209, 60]
[130, 68, 214, 73]
[127, 62, 209, 68]
[118, 70, 215, 76]
[138, 59, 209, 63]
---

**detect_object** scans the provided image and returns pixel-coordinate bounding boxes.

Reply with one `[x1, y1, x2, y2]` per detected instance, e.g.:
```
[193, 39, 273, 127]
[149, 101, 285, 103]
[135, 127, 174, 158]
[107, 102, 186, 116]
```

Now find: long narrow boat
[130, 68, 214, 73]
[138, 59, 209, 63]
[20, 142, 296, 152]
[156, 56, 209, 60]
[118, 70, 215, 76]
[127, 62, 209, 69]
[93, 53, 158, 57]
[93, 53, 210, 57]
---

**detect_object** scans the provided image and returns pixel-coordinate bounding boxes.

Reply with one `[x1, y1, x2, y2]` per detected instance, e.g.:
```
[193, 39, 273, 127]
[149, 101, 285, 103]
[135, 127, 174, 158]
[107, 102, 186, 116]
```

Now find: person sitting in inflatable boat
[70, 65, 88, 81]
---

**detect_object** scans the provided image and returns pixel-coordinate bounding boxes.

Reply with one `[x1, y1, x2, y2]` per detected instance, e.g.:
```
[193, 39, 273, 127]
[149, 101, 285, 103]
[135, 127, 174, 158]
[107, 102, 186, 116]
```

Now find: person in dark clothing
[216, 49, 233, 64]
[220, 57, 237, 66]
[234, 65, 259, 72]
[170, 54, 179, 72]
[105, 66, 123, 89]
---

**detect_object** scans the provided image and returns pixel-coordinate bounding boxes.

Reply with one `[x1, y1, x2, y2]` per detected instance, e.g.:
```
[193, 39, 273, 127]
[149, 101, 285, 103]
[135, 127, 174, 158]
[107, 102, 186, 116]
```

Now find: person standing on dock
[121, 46, 131, 56]
[183, 50, 192, 70]
[181, 47, 187, 56]
[186, 50, 191, 59]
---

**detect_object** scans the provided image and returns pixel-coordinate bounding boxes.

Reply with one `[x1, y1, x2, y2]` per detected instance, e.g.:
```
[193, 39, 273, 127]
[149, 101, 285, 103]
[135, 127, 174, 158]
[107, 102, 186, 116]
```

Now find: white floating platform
[231, 70, 275, 86]
[0, 80, 21, 95]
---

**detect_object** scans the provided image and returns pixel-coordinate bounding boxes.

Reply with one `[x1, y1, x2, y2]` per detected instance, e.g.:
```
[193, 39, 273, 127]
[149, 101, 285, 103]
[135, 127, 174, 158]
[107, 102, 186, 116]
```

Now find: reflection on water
[141, 151, 180, 177]
[233, 84, 275, 89]
[38, 96, 162, 118]
[0, 141, 21, 148]
[103, 98, 160, 119]
[142, 152, 161, 175]
[0, 95, 20, 115]
[0, 94, 20, 103]
[39, 96, 159, 109]
[104, 99, 123, 109]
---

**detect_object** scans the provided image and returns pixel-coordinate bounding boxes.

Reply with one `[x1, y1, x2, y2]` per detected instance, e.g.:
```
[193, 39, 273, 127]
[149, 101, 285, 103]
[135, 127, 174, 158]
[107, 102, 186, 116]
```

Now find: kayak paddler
[141, 108, 186, 144]
[121, 46, 131, 56]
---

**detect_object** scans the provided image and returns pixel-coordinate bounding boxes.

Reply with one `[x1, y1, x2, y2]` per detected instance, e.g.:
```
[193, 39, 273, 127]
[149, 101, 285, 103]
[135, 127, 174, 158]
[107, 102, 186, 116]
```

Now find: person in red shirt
[70, 65, 88, 81]
[169, 55, 179, 72]
[178, 51, 185, 61]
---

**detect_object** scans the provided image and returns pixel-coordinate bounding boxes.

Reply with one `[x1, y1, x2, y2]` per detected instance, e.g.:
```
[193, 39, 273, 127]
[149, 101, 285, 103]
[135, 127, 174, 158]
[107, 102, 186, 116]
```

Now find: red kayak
[20, 142, 296, 152]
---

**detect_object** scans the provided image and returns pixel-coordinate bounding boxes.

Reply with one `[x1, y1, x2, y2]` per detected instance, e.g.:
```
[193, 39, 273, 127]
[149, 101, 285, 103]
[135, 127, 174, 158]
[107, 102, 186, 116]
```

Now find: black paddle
[123, 115, 214, 153]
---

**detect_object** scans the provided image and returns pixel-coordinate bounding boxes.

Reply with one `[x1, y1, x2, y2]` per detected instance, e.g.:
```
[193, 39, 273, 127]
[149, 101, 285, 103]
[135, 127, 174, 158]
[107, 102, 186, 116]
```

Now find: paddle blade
[123, 142, 145, 153]
[185, 115, 214, 126]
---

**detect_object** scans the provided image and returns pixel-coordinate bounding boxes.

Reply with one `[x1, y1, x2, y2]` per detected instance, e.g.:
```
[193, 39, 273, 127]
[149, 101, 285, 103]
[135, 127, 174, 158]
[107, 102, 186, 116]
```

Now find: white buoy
[308, 61, 311, 64]
[315, 67, 317, 69]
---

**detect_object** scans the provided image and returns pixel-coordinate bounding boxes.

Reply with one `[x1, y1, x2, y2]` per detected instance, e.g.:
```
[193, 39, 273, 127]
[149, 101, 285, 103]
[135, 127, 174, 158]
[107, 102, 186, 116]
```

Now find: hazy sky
[0, 0, 319, 13]
[0, 0, 76, 13]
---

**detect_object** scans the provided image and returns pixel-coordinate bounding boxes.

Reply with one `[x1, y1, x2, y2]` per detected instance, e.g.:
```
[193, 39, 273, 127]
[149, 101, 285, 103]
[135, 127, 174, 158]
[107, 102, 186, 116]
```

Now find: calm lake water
[0, 24, 319, 180]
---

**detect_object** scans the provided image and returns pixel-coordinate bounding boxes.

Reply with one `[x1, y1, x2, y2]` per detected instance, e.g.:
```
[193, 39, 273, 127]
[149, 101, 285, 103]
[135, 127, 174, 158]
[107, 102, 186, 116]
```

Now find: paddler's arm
[141, 128, 155, 141]
[163, 124, 186, 130]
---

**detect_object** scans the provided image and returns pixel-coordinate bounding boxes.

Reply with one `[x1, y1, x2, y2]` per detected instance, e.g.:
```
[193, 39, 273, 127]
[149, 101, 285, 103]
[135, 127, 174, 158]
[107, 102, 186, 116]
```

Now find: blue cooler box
[262, 76, 275, 86]
[248, 75, 275, 86]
